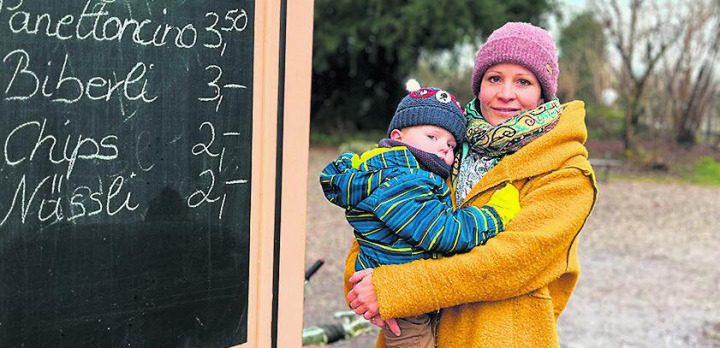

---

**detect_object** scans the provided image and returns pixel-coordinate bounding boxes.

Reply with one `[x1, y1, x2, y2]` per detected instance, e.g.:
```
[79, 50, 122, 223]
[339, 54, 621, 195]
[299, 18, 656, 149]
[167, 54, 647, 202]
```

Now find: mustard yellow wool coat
[344, 101, 598, 347]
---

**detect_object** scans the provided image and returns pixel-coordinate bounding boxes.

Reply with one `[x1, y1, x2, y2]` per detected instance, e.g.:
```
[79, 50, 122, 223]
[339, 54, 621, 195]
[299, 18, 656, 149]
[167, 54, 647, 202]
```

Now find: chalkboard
[0, 1, 254, 346]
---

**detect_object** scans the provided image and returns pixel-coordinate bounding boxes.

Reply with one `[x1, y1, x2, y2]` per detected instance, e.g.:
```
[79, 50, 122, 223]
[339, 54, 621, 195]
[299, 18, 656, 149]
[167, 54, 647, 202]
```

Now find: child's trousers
[383, 313, 435, 348]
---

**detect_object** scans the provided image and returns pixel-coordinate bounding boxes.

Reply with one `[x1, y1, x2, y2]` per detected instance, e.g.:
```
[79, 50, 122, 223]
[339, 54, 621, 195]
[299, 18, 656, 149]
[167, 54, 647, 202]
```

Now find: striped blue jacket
[319, 146, 504, 271]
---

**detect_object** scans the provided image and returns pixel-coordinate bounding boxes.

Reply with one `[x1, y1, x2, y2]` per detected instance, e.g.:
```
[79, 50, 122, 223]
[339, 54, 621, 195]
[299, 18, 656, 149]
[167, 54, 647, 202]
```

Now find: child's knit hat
[387, 80, 466, 143]
[471, 22, 559, 101]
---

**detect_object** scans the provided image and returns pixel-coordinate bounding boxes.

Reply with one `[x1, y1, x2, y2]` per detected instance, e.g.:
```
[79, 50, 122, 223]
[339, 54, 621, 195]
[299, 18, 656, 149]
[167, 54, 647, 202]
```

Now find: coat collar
[456, 101, 592, 207]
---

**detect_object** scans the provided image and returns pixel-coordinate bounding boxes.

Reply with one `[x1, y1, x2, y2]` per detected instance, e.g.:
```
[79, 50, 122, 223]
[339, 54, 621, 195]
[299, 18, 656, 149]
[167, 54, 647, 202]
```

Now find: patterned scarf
[452, 99, 563, 204]
[465, 98, 562, 157]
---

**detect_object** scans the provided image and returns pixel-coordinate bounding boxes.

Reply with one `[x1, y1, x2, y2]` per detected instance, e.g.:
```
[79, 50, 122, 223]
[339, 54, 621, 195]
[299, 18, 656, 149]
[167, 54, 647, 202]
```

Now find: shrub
[688, 157, 720, 185]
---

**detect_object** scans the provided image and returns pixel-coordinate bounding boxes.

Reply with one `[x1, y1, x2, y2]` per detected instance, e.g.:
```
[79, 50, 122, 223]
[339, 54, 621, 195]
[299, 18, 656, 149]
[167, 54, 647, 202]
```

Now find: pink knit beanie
[471, 22, 559, 100]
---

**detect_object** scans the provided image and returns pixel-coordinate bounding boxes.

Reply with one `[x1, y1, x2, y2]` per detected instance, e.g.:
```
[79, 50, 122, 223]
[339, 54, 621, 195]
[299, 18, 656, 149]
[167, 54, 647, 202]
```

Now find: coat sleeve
[343, 239, 361, 307]
[358, 173, 504, 254]
[368, 167, 596, 319]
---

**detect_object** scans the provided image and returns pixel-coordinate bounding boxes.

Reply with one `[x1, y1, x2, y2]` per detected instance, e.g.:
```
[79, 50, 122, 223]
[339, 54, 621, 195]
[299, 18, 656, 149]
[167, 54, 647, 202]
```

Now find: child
[319, 82, 520, 347]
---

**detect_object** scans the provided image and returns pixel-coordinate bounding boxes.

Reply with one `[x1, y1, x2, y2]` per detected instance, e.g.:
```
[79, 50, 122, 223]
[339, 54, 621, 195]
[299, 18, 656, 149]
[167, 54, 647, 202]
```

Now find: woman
[344, 22, 598, 347]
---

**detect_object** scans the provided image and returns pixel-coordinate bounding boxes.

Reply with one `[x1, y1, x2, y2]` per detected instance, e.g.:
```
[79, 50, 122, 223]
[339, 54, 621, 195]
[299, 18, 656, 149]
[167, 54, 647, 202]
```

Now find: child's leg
[383, 313, 435, 348]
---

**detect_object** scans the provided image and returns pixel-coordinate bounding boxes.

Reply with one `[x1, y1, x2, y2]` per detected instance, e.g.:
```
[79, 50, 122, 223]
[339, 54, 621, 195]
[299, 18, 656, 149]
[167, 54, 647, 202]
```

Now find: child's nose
[442, 152, 453, 165]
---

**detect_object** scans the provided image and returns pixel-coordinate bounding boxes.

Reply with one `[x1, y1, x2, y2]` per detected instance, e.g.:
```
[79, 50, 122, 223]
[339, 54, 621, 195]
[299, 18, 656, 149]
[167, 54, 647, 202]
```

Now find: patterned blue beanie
[387, 86, 466, 143]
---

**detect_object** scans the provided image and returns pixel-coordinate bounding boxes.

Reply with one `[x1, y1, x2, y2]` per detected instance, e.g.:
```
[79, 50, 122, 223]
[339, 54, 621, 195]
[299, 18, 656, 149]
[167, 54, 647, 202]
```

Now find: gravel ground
[303, 146, 720, 347]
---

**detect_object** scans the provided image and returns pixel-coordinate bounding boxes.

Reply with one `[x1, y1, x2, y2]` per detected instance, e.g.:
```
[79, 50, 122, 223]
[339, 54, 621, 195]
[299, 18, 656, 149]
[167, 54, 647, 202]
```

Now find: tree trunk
[623, 109, 636, 152]
[676, 128, 696, 144]
[623, 82, 646, 152]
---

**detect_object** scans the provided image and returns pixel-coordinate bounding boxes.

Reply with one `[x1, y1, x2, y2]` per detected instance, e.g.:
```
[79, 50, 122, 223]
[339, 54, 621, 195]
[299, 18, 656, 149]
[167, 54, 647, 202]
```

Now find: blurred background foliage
[310, 0, 720, 184]
[311, 0, 552, 133]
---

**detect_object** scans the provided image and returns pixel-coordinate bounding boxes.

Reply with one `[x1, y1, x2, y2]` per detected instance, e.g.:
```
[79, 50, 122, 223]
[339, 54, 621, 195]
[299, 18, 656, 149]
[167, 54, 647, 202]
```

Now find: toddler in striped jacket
[319, 82, 520, 348]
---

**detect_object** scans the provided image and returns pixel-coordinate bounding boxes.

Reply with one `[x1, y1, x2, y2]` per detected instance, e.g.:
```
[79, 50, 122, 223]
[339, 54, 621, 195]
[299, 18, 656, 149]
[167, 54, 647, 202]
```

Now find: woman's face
[478, 63, 543, 126]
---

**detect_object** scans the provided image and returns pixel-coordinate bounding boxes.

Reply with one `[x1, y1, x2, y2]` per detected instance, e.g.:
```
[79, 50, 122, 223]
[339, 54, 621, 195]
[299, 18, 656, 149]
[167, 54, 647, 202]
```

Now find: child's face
[390, 125, 456, 166]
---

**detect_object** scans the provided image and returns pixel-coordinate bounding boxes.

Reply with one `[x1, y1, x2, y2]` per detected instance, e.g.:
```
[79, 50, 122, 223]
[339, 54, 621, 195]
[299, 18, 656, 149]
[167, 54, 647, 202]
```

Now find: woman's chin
[486, 113, 516, 125]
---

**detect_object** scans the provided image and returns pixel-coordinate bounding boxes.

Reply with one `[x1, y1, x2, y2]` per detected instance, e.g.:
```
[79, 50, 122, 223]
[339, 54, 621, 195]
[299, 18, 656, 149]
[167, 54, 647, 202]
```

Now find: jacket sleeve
[318, 152, 366, 209]
[358, 173, 504, 254]
[369, 167, 596, 319]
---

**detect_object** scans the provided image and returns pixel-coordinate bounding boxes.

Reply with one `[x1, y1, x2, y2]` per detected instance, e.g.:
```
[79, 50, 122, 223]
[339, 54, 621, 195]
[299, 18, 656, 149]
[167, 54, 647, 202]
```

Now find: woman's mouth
[491, 107, 520, 117]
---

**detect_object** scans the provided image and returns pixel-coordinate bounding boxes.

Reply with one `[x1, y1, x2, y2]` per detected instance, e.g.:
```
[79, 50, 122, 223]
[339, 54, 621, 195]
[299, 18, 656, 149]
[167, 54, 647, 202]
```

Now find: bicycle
[301, 259, 373, 346]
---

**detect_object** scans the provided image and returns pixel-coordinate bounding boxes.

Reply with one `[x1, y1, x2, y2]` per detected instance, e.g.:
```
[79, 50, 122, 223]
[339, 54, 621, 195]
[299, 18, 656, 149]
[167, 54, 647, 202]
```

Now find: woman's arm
[363, 167, 596, 319]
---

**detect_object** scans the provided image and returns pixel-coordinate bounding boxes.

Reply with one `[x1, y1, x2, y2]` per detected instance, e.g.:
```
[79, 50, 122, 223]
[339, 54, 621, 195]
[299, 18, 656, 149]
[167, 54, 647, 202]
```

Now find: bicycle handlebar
[302, 323, 345, 345]
[302, 311, 372, 346]
[305, 258, 325, 282]
[302, 259, 373, 346]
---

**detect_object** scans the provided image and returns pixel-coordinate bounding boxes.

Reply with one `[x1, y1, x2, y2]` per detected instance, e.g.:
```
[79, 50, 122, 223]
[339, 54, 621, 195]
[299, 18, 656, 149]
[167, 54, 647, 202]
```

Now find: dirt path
[303, 146, 720, 347]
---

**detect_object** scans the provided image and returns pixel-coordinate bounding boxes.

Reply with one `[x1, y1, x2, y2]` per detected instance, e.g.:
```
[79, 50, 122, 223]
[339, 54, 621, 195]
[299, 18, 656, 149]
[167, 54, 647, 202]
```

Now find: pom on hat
[405, 79, 422, 92]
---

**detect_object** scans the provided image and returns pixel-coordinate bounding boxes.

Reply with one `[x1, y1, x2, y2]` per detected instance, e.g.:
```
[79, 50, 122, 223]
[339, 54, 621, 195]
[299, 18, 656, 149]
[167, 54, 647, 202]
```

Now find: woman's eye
[518, 79, 532, 86]
[427, 135, 436, 140]
[448, 143, 456, 149]
[488, 76, 501, 83]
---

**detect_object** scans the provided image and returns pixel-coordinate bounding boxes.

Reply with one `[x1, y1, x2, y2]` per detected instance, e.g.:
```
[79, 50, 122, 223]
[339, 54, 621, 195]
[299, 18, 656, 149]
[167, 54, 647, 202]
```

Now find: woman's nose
[497, 82, 515, 100]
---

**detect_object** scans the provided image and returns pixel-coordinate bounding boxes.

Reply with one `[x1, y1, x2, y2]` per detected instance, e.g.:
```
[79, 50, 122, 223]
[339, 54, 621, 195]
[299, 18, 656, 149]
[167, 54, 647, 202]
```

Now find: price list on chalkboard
[0, 1, 254, 346]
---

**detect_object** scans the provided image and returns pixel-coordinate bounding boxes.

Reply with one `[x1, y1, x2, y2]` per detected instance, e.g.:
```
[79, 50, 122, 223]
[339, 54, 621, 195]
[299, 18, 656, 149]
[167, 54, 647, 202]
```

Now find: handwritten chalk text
[2, 49, 158, 103]
[3, 118, 119, 179]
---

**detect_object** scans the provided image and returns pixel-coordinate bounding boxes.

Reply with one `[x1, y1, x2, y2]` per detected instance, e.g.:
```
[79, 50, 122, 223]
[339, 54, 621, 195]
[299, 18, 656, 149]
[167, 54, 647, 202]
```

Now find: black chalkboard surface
[0, 1, 253, 346]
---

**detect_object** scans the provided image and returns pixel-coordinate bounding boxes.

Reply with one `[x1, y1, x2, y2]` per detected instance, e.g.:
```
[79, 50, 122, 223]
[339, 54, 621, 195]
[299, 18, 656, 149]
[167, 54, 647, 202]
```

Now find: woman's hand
[348, 269, 378, 318]
[370, 316, 401, 337]
[348, 269, 401, 336]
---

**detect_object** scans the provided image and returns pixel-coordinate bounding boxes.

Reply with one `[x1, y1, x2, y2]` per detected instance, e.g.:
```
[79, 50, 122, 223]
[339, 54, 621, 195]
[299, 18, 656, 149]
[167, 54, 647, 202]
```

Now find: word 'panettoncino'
[2, 0, 249, 50]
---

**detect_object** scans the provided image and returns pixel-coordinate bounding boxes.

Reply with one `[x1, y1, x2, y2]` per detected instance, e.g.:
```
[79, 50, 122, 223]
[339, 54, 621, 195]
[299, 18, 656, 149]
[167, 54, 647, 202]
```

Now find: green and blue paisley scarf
[452, 98, 563, 203]
[465, 98, 562, 157]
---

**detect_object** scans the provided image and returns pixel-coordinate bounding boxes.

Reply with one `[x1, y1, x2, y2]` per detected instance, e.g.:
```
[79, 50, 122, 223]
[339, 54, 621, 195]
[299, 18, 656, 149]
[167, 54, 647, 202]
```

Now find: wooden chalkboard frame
[0, 0, 312, 346]
[240, 0, 312, 347]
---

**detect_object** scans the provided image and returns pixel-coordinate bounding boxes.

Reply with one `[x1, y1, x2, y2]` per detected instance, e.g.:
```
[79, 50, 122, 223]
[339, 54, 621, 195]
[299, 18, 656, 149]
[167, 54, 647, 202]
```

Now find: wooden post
[244, 0, 314, 347]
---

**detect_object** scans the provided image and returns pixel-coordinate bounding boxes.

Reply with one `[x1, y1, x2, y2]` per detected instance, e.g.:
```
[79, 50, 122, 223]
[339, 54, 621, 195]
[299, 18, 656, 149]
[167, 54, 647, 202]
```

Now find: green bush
[688, 157, 720, 186]
[586, 105, 623, 141]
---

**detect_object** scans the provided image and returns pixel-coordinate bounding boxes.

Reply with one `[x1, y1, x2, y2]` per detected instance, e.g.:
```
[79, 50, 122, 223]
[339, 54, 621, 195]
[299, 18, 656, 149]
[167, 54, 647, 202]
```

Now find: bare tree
[557, 12, 611, 106]
[647, 0, 719, 146]
[677, 57, 718, 145]
[595, 0, 683, 151]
